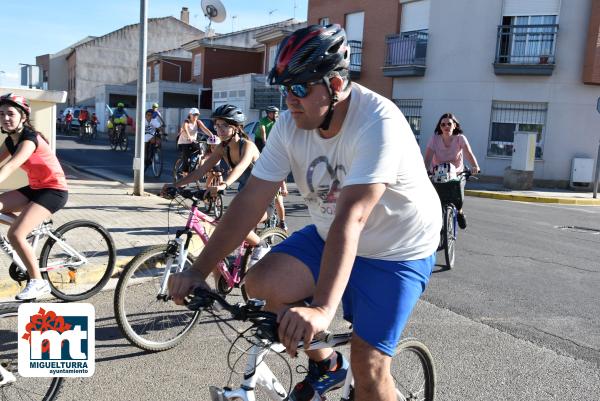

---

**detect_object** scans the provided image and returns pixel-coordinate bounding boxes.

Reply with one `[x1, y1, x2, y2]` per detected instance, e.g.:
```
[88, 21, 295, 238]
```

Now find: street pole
[133, 0, 148, 196]
[593, 140, 600, 198]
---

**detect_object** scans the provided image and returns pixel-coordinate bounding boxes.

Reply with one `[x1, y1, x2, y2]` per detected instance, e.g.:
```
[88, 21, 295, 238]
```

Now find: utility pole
[133, 0, 148, 196]
[594, 97, 600, 199]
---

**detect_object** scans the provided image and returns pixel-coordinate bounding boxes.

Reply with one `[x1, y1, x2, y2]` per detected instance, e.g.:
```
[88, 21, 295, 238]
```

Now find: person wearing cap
[177, 107, 212, 175]
[0, 93, 69, 300]
[168, 25, 441, 401]
[254, 105, 279, 152]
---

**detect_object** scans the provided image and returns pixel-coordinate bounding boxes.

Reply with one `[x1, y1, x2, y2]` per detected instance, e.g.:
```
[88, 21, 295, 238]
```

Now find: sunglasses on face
[279, 80, 323, 99]
[440, 122, 454, 127]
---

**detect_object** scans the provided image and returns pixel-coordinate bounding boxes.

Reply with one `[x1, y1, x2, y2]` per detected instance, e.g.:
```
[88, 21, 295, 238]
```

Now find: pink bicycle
[113, 187, 288, 352]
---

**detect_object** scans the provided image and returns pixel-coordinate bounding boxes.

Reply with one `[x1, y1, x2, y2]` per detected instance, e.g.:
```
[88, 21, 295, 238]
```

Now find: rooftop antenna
[201, 0, 226, 37]
[231, 15, 237, 32]
[268, 9, 277, 24]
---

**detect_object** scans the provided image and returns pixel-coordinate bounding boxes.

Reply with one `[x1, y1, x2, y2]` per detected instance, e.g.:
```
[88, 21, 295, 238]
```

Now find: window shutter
[400, 0, 431, 32]
[502, 0, 561, 16]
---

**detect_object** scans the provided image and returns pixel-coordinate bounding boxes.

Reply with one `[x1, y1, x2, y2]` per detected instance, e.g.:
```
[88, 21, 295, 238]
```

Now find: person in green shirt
[254, 105, 278, 152]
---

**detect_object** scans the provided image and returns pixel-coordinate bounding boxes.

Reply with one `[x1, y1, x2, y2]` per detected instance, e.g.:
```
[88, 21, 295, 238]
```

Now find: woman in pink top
[0, 94, 69, 301]
[424, 113, 480, 229]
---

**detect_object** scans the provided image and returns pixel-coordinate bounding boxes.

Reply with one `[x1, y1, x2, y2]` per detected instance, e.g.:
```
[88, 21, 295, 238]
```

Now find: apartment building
[308, 0, 600, 186]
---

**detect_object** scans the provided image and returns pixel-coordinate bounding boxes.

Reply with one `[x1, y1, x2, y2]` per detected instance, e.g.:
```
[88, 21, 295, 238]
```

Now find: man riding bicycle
[168, 24, 441, 401]
[109, 102, 128, 139]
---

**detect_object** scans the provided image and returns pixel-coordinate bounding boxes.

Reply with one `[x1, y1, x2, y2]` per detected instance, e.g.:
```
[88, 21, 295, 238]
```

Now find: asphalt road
[51, 134, 600, 400]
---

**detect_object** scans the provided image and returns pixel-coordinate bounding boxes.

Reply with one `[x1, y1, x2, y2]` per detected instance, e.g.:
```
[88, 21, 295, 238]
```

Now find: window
[488, 101, 547, 159]
[193, 53, 202, 76]
[146, 67, 151, 83]
[319, 17, 330, 26]
[393, 99, 422, 143]
[498, 15, 558, 64]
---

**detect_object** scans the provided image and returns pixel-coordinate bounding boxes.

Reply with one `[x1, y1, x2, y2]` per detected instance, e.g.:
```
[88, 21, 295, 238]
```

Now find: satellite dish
[201, 0, 226, 23]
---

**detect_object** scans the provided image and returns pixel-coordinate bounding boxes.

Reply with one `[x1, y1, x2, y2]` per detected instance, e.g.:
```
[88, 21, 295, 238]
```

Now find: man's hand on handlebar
[168, 269, 210, 306]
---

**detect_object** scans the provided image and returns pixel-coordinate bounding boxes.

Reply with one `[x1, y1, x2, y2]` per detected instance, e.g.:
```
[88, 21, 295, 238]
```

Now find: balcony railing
[383, 31, 428, 77]
[494, 24, 559, 75]
[348, 40, 362, 79]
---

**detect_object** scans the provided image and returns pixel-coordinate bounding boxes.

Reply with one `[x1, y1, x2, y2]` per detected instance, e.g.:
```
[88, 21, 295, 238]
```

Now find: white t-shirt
[252, 83, 441, 261]
[144, 118, 161, 143]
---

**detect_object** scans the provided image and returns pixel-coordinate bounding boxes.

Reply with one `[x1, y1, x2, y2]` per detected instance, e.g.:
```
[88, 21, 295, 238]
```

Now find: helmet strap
[318, 76, 338, 131]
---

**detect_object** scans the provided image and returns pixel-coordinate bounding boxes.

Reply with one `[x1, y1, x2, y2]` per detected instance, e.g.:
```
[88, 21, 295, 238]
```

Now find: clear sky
[0, 0, 308, 88]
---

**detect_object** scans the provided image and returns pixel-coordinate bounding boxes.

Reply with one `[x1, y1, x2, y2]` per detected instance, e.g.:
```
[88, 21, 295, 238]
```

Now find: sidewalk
[0, 177, 206, 300]
[465, 181, 600, 206]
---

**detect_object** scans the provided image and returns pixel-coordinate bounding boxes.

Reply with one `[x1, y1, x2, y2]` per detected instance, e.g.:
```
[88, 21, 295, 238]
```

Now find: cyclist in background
[164, 104, 268, 265]
[254, 105, 279, 152]
[91, 112, 98, 134]
[111, 102, 128, 127]
[64, 110, 73, 133]
[424, 112, 480, 229]
[177, 107, 213, 176]
[0, 94, 69, 300]
[144, 109, 162, 167]
[78, 107, 89, 136]
[151, 102, 165, 128]
[168, 25, 441, 401]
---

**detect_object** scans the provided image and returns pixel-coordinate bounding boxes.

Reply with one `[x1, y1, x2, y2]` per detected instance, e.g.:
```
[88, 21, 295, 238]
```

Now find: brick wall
[583, 0, 600, 84]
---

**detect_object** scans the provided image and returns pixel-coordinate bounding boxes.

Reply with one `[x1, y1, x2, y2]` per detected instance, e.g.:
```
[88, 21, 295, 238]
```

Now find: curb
[465, 190, 600, 206]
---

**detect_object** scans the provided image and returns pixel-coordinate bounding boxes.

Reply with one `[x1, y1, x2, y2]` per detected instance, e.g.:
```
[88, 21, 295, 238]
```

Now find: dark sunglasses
[279, 80, 323, 99]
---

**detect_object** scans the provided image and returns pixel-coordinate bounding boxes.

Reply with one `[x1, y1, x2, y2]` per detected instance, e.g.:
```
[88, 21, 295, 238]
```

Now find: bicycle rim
[0, 308, 64, 401]
[392, 339, 435, 401]
[443, 206, 455, 269]
[114, 245, 206, 352]
[40, 220, 116, 301]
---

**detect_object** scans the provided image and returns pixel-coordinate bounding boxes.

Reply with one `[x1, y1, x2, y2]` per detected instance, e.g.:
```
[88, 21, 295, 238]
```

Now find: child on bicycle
[0, 94, 69, 300]
[144, 109, 162, 166]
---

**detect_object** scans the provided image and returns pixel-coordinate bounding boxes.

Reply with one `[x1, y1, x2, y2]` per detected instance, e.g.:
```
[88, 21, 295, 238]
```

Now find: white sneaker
[16, 279, 51, 301]
[247, 245, 271, 268]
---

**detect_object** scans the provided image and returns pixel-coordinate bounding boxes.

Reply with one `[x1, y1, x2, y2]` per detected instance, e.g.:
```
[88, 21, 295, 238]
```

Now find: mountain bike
[113, 187, 288, 352]
[145, 132, 165, 179]
[431, 171, 473, 270]
[1, 212, 116, 301]
[0, 302, 64, 401]
[110, 123, 128, 151]
[186, 288, 436, 401]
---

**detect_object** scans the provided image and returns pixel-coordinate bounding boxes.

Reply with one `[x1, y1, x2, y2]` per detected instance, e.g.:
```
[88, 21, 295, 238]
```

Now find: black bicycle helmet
[268, 24, 350, 86]
[211, 104, 245, 125]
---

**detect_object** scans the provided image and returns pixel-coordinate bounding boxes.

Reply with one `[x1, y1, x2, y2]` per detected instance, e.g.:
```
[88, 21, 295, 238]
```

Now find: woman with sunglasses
[164, 104, 269, 265]
[424, 112, 480, 229]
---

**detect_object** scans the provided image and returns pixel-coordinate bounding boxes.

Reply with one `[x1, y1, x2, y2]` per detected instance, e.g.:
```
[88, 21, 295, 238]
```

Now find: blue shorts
[271, 225, 434, 357]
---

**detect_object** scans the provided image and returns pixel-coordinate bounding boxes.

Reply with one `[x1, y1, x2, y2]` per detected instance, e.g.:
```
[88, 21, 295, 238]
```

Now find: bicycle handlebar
[186, 287, 280, 343]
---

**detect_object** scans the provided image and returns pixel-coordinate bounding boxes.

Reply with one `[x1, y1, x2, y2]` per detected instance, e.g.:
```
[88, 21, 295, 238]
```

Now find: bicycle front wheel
[151, 147, 163, 178]
[392, 339, 435, 401]
[119, 134, 128, 151]
[213, 194, 224, 219]
[40, 220, 116, 301]
[0, 305, 64, 401]
[114, 245, 202, 352]
[442, 205, 456, 270]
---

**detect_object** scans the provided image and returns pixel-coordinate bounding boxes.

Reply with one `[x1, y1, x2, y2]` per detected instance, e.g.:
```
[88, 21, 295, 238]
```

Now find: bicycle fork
[158, 236, 190, 299]
[208, 343, 288, 401]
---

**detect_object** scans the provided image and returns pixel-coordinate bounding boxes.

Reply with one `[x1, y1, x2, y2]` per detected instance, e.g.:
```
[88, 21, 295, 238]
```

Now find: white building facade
[392, 0, 600, 186]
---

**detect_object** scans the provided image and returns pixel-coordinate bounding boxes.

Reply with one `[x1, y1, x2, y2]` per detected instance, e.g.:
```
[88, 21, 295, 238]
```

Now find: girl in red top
[0, 93, 69, 300]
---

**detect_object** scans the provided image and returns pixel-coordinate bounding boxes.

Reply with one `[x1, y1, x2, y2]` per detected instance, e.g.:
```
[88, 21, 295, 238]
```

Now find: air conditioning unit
[570, 158, 594, 189]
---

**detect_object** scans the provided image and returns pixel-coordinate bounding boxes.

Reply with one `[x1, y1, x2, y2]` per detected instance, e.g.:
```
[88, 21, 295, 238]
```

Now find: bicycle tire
[151, 147, 163, 178]
[213, 194, 224, 219]
[391, 338, 435, 401]
[119, 133, 128, 151]
[114, 245, 202, 352]
[110, 131, 118, 150]
[442, 205, 456, 270]
[40, 220, 116, 302]
[172, 158, 184, 182]
[0, 305, 64, 401]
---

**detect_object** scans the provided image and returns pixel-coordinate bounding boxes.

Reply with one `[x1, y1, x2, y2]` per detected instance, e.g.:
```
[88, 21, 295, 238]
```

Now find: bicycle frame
[209, 333, 354, 401]
[0, 212, 87, 275]
[157, 201, 250, 297]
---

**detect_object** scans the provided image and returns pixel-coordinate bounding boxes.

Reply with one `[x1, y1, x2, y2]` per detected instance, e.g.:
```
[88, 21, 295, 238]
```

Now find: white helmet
[432, 163, 457, 183]
[207, 135, 221, 145]
[188, 107, 200, 116]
